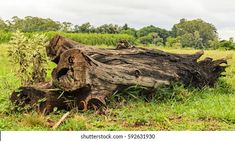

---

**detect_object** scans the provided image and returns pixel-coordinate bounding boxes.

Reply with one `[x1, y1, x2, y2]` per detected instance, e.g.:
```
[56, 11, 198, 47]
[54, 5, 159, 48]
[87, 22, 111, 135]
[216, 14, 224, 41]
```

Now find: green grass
[0, 44, 234, 131]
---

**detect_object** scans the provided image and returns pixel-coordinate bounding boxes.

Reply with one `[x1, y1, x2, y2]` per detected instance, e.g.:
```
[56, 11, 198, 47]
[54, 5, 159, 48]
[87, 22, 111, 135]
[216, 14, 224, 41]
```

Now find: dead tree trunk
[48, 35, 227, 88]
[10, 35, 228, 114]
[10, 81, 98, 114]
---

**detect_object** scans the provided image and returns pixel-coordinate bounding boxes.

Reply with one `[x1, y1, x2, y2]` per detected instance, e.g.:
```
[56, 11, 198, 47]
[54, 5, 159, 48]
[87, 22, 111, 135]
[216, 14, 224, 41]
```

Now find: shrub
[138, 33, 163, 45]
[8, 31, 48, 85]
[166, 37, 182, 48]
[219, 39, 235, 50]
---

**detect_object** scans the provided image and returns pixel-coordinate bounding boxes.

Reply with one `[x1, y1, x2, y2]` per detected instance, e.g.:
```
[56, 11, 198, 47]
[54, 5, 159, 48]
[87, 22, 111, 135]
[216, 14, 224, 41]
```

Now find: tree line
[0, 16, 234, 49]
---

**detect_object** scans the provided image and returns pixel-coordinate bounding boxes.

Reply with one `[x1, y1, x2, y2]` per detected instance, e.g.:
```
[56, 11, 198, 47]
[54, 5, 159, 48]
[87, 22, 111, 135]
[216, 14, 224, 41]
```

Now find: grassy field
[0, 44, 234, 131]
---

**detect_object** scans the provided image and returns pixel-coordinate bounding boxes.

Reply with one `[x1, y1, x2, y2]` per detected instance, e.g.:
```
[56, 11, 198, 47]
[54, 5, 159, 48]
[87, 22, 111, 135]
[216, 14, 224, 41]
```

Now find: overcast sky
[0, 0, 234, 39]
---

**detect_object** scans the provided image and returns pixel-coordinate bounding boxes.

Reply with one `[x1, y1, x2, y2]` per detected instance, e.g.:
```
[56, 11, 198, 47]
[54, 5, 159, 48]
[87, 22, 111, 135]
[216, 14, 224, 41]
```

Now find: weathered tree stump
[10, 35, 228, 114]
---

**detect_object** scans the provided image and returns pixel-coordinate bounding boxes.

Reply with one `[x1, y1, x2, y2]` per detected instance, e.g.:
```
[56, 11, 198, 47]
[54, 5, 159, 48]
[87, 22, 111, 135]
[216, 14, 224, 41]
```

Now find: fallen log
[10, 81, 69, 114]
[10, 35, 228, 114]
[10, 81, 102, 114]
[48, 35, 227, 88]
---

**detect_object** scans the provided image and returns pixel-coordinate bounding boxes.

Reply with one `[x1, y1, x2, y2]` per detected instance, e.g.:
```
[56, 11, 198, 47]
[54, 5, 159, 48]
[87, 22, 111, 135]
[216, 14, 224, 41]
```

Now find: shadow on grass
[106, 79, 234, 109]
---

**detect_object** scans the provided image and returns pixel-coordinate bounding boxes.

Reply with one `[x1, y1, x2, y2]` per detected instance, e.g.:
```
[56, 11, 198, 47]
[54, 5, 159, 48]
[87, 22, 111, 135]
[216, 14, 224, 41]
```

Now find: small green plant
[28, 34, 48, 83]
[8, 30, 48, 85]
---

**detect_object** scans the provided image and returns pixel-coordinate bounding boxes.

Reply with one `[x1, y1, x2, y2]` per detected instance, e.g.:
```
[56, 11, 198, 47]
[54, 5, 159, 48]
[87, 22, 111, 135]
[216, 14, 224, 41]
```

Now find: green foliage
[0, 18, 8, 31]
[208, 39, 219, 49]
[120, 28, 137, 37]
[152, 83, 191, 102]
[8, 31, 48, 85]
[108, 82, 190, 107]
[138, 35, 153, 45]
[137, 25, 170, 44]
[166, 37, 182, 48]
[8, 31, 31, 85]
[59, 32, 136, 46]
[74, 22, 95, 33]
[152, 33, 164, 46]
[172, 18, 218, 48]
[1, 16, 234, 50]
[60, 22, 73, 32]
[178, 32, 204, 48]
[0, 31, 12, 43]
[219, 38, 235, 50]
[138, 33, 163, 45]
[0, 31, 136, 46]
[28, 34, 48, 82]
[96, 24, 122, 34]
[8, 16, 61, 32]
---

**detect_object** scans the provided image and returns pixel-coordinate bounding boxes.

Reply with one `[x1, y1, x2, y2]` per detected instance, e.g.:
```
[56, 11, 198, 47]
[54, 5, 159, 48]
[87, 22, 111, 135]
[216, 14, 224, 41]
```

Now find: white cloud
[0, 0, 234, 39]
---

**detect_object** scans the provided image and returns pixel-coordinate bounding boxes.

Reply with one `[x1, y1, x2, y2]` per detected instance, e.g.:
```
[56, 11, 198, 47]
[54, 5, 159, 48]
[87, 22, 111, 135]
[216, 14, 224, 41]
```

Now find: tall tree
[137, 25, 170, 44]
[138, 32, 163, 45]
[8, 16, 61, 32]
[219, 37, 235, 50]
[61, 22, 73, 32]
[172, 18, 218, 48]
[75, 22, 94, 33]
[120, 28, 137, 37]
[122, 23, 129, 30]
[96, 24, 122, 34]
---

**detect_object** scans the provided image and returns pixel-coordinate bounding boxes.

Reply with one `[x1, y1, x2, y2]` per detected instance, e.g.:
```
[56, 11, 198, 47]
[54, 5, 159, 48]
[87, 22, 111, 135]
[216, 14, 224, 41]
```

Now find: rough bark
[10, 81, 104, 114]
[48, 35, 227, 89]
[10, 35, 228, 114]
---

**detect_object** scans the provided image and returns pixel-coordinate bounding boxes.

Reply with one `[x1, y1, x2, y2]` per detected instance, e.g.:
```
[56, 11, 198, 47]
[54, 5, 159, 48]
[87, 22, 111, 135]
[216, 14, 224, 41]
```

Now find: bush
[8, 31, 48, 85]
[138, 35, 153, 45]
[166, 37, 182, 48]
[219, 39, 235, 50]
[138, 33, 163, 45]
